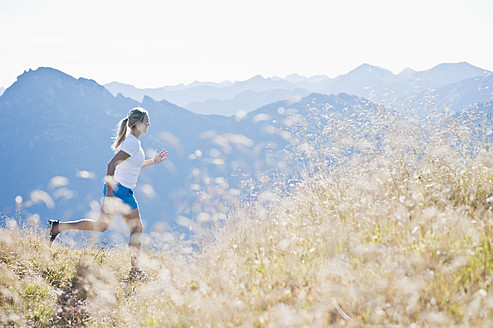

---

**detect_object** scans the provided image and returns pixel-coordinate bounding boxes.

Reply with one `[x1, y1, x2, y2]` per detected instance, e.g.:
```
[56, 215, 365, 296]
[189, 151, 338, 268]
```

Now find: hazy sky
[0, 0, 492, 88]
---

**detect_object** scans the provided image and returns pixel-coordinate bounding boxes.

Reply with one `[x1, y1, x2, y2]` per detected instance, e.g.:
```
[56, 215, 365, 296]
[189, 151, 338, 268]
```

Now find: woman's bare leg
[57, 200, 118, 233]
[121, 208, 144, 269]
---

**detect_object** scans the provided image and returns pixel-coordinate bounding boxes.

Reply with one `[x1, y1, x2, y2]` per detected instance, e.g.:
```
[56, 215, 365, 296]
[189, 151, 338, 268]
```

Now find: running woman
[48, 107, 167, 279]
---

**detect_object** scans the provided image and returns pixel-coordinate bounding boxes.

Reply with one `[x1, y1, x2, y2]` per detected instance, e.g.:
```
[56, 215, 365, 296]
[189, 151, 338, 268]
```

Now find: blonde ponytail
[111, 117, 129, 151]
[111, 107, 148, 152]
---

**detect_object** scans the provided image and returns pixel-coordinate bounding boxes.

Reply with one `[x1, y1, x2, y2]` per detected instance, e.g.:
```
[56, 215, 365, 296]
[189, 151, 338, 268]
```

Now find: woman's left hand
[152, 149, 168, 164]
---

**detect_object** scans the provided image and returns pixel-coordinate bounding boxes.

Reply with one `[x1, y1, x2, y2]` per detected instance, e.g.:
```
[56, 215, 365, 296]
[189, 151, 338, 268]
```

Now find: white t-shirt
[114, 134, 145, 189]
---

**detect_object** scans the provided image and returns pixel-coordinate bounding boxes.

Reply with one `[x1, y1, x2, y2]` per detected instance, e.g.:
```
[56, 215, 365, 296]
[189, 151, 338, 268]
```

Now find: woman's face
[136, 114, 150, 134]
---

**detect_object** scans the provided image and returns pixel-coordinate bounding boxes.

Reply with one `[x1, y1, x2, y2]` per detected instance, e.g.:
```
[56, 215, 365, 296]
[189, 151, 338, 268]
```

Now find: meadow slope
[1, 104, 493, 327]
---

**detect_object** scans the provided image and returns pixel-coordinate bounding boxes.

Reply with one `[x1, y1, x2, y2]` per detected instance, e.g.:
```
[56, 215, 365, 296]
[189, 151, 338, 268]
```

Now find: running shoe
[129, 267, 149, 281]
[47, 219, 60, 245]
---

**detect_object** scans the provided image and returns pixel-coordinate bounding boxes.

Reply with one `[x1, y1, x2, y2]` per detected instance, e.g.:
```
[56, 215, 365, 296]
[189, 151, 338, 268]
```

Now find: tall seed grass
[1, 100, 493, 327]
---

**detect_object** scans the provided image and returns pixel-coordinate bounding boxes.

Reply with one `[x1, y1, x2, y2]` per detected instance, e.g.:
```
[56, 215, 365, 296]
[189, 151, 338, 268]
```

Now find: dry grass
[1, 102, 493, 327]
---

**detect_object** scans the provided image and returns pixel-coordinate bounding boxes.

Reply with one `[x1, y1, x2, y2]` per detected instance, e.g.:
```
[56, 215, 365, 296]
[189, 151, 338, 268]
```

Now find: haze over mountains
[0, 62, 491, 238]
[105, 62, 492, 116]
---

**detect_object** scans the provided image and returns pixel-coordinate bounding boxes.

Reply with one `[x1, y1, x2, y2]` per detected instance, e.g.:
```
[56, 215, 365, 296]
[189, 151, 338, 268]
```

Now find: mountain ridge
[104, 62, 491, 116]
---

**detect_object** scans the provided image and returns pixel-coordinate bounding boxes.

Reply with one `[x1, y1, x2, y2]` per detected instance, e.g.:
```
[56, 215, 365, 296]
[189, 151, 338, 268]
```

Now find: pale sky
[0, 0, 492, 89]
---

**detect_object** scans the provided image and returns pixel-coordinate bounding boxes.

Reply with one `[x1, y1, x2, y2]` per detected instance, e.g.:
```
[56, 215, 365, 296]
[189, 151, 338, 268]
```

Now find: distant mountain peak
[286, 73, 304, 78]
[414, 62, 491, 87]
[142, 95, 156, 104]
[353, 63, 391, 72]
[284, 73, 309, 83]
[248, 74, 267, 82]
[4, 67, 77, 96]
[15, 67, 107, 90]
[341, 64, 395, 83]
[426, 62, 490, 75]
[1, 66, 115, 104]
[354, 63, 374, 70]
[398, 67, 416, 77]
[434, 61, 470, 68]
[106, 81, 135, 88]
[17, 67, 72, 81]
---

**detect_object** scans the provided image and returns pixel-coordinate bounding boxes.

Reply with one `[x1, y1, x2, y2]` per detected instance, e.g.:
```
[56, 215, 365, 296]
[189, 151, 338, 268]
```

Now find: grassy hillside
[1, 105, 493, 327]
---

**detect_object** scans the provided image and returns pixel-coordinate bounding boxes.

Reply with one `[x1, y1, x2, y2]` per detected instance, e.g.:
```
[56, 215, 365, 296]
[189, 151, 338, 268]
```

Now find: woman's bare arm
[141, 149, 167, 168]
[105, 150, 131, 196]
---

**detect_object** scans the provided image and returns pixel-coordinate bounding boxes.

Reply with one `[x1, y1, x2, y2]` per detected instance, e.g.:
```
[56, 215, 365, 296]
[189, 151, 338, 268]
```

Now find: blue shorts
[103, 182, 138, 210]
